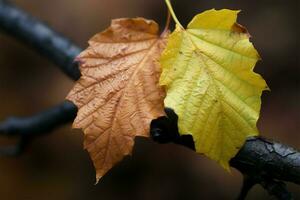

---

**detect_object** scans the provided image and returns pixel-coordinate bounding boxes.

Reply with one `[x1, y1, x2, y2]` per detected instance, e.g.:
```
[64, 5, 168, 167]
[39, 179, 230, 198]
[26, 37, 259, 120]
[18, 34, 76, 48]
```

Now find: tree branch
[261, 179, 293, 200]
[150, 111, 300, 186]
[0, 101, 77, 155]
[0, 0, 299, 198]
[0, 101, 77, 137]
[230, 137, 300, 185]
[236, 176, 256, 200]
[0, 135, 30, 156]
[0, 0, 81, 80]
[151, 112, 299, 200]
[1, 103, 299, 187]
[1, 103, 298, 199]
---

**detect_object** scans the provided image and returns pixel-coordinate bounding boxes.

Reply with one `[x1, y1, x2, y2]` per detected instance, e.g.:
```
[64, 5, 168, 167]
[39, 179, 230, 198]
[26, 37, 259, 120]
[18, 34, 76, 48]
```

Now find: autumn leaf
[67, 18, 167, 182]
[160, 4, 268, 169]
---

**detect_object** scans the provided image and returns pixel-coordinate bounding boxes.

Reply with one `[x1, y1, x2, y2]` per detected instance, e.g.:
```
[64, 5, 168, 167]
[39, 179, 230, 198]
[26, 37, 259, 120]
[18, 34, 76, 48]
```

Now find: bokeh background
[0, 0, 299, 199]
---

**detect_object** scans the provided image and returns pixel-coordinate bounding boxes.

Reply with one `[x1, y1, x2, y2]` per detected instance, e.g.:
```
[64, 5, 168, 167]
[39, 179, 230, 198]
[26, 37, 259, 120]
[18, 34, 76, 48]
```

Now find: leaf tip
[94, 176, 101, 185]
[220, 159, 232, 173]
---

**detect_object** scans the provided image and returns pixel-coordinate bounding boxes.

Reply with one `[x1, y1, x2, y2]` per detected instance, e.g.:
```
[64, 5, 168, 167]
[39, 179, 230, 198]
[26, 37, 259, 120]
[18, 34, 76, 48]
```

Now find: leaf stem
[162, 8, 171, 36]
[165, 0, 184, 29]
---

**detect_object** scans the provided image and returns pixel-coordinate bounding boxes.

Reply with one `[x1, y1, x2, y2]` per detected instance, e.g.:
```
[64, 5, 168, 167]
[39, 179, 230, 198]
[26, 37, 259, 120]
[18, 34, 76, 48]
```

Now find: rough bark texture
[231, 137, 300, 185]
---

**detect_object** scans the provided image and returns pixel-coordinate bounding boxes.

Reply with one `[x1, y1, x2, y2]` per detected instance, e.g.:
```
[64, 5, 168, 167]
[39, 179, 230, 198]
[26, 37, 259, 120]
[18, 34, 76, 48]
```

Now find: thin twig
[236, 176, 256, 200]
[0, 135, 30, 156]
[261, 179, 293, 200]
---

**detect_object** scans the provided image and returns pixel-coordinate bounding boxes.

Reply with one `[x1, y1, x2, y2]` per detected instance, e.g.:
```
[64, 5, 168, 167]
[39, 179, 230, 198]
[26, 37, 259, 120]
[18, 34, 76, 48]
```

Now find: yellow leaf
[67, 18, 167, 182]
[160, 9, 268, 169]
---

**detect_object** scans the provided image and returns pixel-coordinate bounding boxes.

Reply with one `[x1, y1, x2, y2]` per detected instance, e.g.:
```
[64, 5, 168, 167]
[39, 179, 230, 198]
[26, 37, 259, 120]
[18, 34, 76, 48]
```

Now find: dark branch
[261, 179, 293, 200]
[151, 112, 299, 200]
[237, 175, 293, 200]
[0, 101, 77, 137]
[230, 137, 300, 185]
[0, 0, 299, 198]
[150, 111, 300, 186]
[0, 0, 81, 80]
[0, 135, 30, 156]
[231, 139, 298, 200]
[0, 101, 77, 155]
[1, 103, 298, 198]
[236, 176, 256, 200]
[1, 103, 299, 187]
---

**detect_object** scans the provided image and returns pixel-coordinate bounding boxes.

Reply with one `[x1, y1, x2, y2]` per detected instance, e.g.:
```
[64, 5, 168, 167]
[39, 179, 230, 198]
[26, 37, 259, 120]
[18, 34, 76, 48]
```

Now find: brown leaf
[66, 18, 167, 182]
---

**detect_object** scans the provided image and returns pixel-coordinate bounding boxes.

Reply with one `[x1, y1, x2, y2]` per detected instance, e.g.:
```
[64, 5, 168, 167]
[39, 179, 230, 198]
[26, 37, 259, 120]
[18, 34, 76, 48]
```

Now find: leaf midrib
[184, 30, 257, 133]
[100, 37, 163, 168]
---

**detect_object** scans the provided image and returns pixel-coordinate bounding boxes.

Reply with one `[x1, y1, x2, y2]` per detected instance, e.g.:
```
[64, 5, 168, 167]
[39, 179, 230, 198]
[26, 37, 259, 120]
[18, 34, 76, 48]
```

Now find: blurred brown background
[0, 0, 299, 199]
